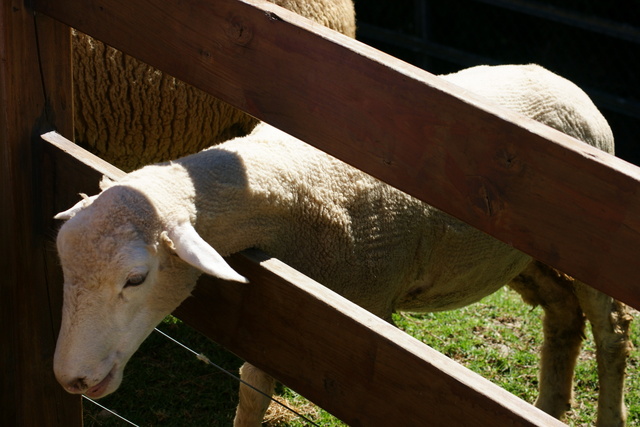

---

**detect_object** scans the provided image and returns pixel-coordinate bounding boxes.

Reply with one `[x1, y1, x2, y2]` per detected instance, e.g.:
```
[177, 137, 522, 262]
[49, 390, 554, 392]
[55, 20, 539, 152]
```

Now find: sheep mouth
[85, 367, 116, 399]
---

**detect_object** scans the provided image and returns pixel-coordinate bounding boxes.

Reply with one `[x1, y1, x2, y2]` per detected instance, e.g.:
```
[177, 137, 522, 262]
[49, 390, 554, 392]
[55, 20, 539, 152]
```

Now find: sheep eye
[125, 273, 147, 288]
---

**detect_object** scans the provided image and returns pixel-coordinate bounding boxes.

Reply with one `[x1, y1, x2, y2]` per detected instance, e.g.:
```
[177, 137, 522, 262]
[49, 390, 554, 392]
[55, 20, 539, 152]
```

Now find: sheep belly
[395, 228, 532, 312]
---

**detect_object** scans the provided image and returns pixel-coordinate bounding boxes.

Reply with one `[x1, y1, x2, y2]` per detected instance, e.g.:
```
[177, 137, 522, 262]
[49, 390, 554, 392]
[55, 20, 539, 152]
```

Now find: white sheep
[53, 64, 632, 426]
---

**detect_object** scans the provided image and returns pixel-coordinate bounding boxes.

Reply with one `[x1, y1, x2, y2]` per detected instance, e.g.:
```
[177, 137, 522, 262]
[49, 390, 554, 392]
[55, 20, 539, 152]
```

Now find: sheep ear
[166, 222, 249, 283]
[54, 194, 99, 220]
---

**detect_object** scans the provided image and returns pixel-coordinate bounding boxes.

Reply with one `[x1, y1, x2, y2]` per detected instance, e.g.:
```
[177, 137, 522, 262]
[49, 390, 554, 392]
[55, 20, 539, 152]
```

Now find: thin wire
[153, 328, 321, 427]
[82, 396, 140, 427]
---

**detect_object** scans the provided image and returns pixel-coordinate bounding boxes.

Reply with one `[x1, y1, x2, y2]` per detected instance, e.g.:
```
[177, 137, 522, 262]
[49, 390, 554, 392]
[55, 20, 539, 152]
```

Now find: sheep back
[441, 64, 614, 154]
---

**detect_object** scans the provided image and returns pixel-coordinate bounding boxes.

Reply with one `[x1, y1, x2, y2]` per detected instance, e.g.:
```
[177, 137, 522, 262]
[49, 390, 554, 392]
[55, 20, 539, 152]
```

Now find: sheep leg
[509, 261, 585, 420]
[234, 362, 276, 427]
[574, 281, 632, 427]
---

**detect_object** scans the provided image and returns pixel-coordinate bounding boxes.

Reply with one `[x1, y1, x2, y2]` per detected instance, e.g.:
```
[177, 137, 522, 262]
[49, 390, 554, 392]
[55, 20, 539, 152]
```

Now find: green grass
[83, 288, 639, 426]
[392, 289, 639, 426]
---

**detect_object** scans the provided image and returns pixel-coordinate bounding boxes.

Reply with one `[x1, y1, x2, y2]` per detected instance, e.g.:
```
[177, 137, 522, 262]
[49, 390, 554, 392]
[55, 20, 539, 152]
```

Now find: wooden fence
[2, 0, 639, 425]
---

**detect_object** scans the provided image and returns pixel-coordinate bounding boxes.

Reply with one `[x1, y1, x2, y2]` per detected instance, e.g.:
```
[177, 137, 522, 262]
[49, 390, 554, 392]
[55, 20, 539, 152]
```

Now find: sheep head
[53, 182, 247, 399]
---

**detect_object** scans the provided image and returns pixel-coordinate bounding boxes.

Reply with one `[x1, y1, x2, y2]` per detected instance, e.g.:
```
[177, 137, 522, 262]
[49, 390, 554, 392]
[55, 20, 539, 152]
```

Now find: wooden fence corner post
[0, 0, 80, 425]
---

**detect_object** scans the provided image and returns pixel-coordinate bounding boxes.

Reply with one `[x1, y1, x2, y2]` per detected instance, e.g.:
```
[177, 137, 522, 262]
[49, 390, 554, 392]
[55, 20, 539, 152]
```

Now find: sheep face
[53, 184, 246, 398]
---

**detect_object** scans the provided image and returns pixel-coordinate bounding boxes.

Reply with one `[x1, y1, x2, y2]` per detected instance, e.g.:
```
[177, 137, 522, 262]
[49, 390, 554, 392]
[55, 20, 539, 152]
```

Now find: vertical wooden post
[0, 0, 80, 425]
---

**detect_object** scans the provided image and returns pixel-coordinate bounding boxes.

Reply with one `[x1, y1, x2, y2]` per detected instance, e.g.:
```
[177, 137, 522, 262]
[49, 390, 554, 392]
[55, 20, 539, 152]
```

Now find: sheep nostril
[66, 377, 88, 394]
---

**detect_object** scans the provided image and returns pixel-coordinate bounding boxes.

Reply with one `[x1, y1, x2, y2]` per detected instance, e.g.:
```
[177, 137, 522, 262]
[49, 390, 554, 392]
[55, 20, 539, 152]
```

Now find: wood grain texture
[34, 0, 640, 309]
[177, 251, 564, 426]
[0, 4, 80, 426]
[43, 132, 561, 425]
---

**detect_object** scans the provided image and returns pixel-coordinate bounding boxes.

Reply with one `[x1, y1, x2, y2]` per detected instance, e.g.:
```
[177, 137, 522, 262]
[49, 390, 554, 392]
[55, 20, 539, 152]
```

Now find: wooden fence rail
[34, 0, 640, 310]
[2, 0, 639, 424]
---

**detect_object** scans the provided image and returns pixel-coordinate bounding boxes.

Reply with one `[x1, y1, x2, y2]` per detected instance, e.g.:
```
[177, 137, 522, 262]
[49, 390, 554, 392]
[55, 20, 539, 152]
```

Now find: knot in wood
[497, 147, 522, 173]
[466, 175, 502, 217]
[225, 18, 253, 46]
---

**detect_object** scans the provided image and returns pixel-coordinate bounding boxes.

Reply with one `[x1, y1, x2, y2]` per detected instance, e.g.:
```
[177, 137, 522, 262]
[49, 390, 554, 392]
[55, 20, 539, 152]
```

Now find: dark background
[354, 0, 640, 164]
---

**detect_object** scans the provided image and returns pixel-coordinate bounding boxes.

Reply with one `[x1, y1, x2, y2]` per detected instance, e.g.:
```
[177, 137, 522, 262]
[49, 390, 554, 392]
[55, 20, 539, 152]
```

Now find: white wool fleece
[77, 64, 613, 320]
[441, 64, 614, 154]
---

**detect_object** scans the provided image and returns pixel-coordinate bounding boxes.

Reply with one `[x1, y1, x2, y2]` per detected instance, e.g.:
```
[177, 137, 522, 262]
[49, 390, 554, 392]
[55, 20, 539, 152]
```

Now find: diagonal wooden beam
[34, 0, 640, 309]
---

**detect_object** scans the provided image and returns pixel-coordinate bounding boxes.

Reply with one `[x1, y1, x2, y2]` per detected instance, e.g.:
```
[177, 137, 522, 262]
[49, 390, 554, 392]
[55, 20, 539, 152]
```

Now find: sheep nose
[63, 377, 88, 394]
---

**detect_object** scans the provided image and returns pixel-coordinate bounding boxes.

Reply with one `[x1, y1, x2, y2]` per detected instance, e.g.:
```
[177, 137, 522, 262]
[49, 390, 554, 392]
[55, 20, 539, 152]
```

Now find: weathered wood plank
[43, 131, 125, 181]
[34, 0, 640, 309]
[179, 252, 564, 427]
[0, 3, 80, 425]
[42, 132, 563, 427]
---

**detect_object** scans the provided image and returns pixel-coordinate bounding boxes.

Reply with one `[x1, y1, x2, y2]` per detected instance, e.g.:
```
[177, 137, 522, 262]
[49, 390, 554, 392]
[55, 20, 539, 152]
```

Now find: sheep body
[73, 0, 356, 171]
[124, 122, 530, 314]
[54, 64, 630, 426]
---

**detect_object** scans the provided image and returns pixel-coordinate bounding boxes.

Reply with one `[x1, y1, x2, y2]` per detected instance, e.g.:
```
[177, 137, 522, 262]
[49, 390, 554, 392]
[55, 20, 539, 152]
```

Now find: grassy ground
[83, 287, 639, 426]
